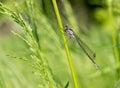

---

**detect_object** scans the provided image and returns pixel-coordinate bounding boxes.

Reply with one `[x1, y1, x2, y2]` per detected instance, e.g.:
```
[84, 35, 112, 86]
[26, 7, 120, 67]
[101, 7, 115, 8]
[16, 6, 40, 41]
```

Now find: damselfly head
[64, 25, 75, 38]
[64, 25, 68, 31]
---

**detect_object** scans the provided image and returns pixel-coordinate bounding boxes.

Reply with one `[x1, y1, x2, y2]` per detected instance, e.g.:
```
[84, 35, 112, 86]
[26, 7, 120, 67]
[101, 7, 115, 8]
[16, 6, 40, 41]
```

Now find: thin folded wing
[75, 35, 99, 69]
[75, 34, 96, 63]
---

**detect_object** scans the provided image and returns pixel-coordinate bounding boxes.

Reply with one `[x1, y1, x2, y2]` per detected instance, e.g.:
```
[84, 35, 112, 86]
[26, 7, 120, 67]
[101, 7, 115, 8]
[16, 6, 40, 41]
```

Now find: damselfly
[64, 25, 99, 70]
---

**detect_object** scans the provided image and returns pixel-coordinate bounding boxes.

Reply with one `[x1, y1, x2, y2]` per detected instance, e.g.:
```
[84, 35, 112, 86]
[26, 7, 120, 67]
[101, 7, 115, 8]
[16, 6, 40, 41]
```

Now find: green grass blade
[52, 0, 81, 88]
[64, 81, 69, 88]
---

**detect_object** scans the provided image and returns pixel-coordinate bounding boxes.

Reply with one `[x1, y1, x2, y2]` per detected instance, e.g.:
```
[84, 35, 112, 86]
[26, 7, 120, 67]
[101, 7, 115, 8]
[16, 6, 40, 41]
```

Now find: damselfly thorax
[64, 26, 75, 38]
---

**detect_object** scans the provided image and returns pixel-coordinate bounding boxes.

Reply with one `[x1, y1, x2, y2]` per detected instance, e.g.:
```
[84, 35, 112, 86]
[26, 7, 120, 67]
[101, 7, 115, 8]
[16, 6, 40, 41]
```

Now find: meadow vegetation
[0, 0, 120, 88]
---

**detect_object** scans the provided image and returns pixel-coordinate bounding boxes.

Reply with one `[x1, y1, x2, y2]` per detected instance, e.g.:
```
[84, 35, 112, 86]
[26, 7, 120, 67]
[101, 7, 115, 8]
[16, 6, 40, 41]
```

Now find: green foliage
[0, 0, 120, 88]
[0, 1, 58, 88]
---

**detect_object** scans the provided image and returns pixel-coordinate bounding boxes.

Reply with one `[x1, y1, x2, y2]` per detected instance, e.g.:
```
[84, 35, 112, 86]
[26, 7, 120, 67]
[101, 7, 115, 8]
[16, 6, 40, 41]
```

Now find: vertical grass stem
[52, 0, 80, 88]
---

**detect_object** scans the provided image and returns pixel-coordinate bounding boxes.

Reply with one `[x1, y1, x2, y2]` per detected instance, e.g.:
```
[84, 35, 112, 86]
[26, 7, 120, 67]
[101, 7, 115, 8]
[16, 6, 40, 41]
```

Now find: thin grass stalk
[0, 2, 54, 87]
[51, 0, 80, 88]
[107, 0, 120, 79]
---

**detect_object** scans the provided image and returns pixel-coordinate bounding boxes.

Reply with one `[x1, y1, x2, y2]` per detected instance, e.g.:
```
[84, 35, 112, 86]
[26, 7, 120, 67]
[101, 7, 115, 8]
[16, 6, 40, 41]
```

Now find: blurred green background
[0, 0, 120, 88]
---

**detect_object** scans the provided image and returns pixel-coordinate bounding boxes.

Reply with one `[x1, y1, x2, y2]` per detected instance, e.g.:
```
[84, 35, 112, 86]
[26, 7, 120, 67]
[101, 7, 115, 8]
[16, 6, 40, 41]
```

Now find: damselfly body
[64, 25, 99, 70]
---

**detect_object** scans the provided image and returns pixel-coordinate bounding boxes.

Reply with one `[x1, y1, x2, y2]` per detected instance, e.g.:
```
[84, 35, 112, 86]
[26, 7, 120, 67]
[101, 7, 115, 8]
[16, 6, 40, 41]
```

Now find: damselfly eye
[65, 25, 68, 28]
[64, 25, 68, 31]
